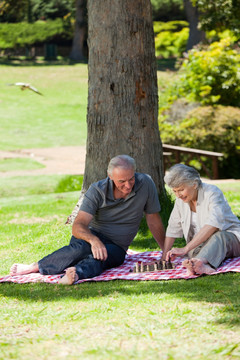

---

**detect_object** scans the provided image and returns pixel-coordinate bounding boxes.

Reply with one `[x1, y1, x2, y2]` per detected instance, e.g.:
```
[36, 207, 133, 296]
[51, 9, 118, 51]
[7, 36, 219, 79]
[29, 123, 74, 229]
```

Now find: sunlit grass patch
[0, 157, 45, 172]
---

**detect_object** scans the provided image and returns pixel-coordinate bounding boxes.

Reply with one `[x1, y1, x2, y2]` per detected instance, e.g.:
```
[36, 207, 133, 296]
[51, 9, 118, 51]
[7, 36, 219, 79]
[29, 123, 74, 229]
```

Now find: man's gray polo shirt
[79, 173, 161, 251]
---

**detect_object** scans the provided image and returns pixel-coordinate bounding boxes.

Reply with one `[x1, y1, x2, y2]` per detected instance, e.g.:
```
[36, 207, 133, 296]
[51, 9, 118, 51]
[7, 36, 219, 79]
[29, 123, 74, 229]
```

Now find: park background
[0, 1, 240, 359]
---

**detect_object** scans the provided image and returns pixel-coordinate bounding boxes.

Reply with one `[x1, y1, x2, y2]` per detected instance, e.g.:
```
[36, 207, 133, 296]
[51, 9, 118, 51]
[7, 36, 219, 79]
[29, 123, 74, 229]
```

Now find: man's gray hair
[107, 155, 136, 176]
[164, 163, 202, 189]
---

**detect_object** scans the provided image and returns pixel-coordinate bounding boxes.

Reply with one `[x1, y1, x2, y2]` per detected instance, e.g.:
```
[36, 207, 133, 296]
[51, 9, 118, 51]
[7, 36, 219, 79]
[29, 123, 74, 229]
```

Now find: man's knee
[104, 244, 126, 269]
[69, 236, 91, 251]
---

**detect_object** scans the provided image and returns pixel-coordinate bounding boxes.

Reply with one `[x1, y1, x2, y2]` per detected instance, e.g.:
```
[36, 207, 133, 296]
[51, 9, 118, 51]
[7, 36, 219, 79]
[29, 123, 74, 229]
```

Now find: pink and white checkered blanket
[1, 250, 240, 284]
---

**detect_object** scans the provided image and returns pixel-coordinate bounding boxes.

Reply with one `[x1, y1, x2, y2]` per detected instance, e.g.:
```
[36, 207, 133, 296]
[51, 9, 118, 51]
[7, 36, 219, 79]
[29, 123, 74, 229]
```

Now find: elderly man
[10, 155, 165, 285]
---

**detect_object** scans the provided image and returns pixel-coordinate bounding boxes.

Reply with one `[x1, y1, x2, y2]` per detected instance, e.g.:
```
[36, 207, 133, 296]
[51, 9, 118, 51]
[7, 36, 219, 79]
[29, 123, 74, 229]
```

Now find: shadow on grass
[1, 57, 177, 70]
[157, 58, 177, 71]
[0, 57, 88, 67]
[0, 272, 239, 326]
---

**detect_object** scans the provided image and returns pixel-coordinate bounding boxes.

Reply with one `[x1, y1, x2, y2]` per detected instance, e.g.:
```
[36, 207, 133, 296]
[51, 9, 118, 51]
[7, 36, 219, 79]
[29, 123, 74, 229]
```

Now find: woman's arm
[166, 224, 218, 261]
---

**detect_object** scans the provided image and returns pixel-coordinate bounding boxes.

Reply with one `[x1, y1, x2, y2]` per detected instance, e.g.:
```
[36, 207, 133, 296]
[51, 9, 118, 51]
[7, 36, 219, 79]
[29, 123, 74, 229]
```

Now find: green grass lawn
[0, 157, 45, 172]
[0, 64, 88, 150]
[0, 63, 239, 359]
[0, 181, 239, 360]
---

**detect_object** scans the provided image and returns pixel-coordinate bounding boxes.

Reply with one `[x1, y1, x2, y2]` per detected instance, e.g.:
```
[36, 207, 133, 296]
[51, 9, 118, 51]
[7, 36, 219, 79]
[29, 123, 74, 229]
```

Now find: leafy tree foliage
[0, 20, 72, 49]
[171, 37, 240, 106]
[0, 0, 29, 22]
[191, 0, 240, 35]
[0, 0, 75, 23]
[154, 21, 189, 58]
[31, 0, 75, 21]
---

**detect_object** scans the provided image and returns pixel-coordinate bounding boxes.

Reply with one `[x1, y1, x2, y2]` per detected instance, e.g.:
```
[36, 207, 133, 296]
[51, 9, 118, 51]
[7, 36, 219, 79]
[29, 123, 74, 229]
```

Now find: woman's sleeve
[166, 201, 184, 238]
[204, 190, 229, 230]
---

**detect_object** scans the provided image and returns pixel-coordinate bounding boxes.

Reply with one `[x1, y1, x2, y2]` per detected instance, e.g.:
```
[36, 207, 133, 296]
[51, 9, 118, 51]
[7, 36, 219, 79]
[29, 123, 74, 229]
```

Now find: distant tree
[184, 0, 205, 50]
[69, 0, 87, 61]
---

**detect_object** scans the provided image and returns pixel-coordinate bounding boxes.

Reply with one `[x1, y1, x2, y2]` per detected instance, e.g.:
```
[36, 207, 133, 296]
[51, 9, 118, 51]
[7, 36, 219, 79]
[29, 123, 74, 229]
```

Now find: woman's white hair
[164, 163, 202, 189]
[107, 155, 136, 176]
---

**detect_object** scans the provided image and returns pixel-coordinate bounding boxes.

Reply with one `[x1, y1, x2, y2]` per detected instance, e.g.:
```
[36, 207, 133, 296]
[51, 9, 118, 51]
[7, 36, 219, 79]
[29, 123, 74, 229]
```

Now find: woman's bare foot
[58, 267, 79, 285]
[191, 258, 215, 275]
[182, 259, 195, 276]
[10, 262, 39, 276]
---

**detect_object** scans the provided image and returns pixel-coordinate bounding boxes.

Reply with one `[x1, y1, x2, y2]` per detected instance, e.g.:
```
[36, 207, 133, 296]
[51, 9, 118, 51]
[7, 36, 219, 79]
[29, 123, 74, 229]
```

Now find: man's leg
[10, 236, 92, 276]
[10, 262, 39, 276]
[38, 236, 92, 275]
[59, 242, 126, 285]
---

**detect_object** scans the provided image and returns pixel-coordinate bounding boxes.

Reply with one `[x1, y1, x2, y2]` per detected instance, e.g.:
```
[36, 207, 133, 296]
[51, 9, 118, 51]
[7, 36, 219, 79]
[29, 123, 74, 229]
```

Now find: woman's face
[172, 183, 198, 203]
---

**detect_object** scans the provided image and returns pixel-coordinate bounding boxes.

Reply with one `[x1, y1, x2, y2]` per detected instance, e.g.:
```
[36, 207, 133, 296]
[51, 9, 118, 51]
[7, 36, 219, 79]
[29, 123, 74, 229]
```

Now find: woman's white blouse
[166, 183, 240, 242]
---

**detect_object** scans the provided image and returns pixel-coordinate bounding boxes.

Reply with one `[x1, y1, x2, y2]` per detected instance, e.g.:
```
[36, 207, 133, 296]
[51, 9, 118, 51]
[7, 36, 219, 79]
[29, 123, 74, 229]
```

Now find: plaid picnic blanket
[1, 250, 240, 284]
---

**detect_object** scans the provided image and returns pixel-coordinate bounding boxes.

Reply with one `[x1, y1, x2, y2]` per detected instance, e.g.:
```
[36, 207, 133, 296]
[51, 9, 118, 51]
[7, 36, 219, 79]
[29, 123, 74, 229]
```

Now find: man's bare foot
[10, 262, 39, 276]
[191, 258, 215, 275]
[182, 259, 195, 276]
[58, 267, 79, 285]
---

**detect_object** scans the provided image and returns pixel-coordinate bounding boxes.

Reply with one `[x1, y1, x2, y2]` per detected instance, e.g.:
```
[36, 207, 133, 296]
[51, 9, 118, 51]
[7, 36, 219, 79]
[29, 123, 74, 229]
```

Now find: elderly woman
[162, 164, 240, 276]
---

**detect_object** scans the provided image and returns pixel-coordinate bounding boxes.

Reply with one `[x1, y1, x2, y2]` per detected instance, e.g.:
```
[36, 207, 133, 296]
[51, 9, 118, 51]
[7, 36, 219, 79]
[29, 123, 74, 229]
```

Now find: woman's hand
[166, 247, 187, 261]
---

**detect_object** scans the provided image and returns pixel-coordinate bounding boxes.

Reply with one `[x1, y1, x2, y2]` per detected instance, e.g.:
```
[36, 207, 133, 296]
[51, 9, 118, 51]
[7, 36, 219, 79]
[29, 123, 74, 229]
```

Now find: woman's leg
[194, 231, 240, 268]
[185, 231, 240, 275]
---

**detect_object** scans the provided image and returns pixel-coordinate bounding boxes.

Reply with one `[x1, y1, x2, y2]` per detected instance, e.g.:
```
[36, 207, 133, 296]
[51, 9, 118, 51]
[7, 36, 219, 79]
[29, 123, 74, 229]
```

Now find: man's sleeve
[144, 175, 161, 214]
[79, 185, 102, 216]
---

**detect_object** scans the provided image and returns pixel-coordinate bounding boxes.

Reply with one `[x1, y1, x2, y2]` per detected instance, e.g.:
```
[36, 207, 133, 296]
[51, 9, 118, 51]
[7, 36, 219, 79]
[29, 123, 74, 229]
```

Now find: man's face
[109, 167, 135, 198]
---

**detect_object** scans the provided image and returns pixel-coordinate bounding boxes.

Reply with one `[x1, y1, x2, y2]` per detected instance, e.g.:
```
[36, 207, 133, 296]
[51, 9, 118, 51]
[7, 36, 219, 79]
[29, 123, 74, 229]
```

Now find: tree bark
[68, 0, 165, 223]
[184, 0, 205, 50]
[69, 0, 87, 61]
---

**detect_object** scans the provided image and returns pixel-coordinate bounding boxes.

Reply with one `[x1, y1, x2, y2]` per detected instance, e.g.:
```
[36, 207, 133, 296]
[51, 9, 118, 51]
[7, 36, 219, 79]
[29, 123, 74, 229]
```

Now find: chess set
[130, 260, 175, 273]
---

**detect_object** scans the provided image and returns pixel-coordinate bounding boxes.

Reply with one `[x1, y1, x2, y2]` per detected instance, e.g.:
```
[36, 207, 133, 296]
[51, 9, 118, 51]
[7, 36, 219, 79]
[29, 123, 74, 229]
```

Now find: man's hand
[166, 247, 187, 261]
[90, 238, 108, 261]
[72, 210, 108, 261]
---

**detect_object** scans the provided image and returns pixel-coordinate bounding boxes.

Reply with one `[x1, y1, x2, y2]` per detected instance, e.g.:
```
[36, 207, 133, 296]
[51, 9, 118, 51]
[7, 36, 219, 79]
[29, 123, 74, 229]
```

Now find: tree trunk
[69, 0, 87, 61]
[68, 0, 165, 223]
[184, 0, 205, 50]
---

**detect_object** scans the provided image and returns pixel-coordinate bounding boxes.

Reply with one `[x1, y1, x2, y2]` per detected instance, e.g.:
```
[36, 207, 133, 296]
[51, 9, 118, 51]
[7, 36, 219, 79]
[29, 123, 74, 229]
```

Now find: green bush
[55, 175, 83, 193]
[0, 19, 73, 50]
[151, 0, 185, 22]
[172, 38, 240, 106]
[154, 21, 189, 58]
[159, 105, 240, 178]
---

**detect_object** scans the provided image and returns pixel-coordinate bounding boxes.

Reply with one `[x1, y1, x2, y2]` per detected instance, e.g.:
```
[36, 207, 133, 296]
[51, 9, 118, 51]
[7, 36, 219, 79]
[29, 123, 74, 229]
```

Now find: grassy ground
[0, 63, 88, 150]
[0, 188, 240, 360]
[0, 63, 239, 360]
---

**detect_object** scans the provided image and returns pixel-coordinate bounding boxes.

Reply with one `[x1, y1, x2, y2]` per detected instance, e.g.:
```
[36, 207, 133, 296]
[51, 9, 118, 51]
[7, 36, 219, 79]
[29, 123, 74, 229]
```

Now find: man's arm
[145, 213, 165, 250]
[161, 236, 176, 260]
[72, 210, 108, 261]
